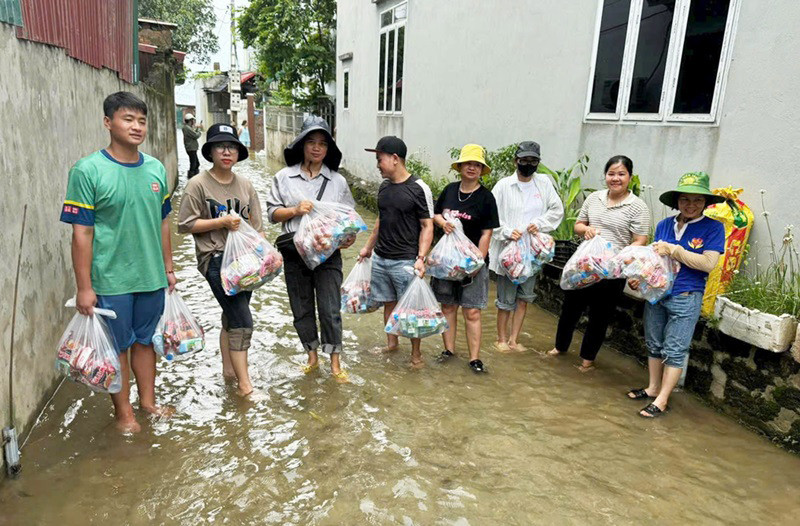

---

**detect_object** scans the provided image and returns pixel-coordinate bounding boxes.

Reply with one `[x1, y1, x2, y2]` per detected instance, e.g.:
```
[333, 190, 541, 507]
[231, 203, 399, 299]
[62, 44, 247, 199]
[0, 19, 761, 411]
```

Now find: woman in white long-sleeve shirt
[489, 141, 564, 352]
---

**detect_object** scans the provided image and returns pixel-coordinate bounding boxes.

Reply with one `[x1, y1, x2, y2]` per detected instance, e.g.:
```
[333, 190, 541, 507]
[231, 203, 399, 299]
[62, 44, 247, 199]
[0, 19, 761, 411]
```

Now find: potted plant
[716, 194, 799, 352]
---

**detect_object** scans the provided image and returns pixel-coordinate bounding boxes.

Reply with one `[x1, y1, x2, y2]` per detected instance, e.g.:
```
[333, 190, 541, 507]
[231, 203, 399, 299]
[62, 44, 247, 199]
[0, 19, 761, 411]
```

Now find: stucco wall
[0, 23, 177, 470]
[336, 0, 800, 253]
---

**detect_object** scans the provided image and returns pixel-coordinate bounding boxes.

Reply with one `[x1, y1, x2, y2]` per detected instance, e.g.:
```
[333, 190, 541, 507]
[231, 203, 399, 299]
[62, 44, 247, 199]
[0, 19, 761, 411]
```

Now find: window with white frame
[378, 2, 406, 113]
[586, 0, 738, 123]
[343, 69, 350, 110]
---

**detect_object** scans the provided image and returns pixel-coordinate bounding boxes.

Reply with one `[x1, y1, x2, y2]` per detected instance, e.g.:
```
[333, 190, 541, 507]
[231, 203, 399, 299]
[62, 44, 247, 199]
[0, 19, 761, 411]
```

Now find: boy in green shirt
[60, 92, 177, 433]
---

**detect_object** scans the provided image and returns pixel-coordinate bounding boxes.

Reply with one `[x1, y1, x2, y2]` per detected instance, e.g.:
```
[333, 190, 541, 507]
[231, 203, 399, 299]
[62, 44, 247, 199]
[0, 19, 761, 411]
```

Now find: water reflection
[1, 156, 800, 525]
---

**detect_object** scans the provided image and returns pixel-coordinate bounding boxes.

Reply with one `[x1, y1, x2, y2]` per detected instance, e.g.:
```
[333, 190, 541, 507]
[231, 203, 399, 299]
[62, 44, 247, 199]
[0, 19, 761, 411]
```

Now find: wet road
[2, 152, 800, 525]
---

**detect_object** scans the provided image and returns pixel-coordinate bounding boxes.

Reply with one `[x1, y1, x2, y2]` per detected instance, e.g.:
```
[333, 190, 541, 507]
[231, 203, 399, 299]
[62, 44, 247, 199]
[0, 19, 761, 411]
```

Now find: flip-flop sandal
[627, 388, 656, 400]
[469, 359, 487, 373]
[639, 403, 669, 418]
[301, 363, 320, 374]
[332, 370, 350, 383]
[437, 350, 455, 363]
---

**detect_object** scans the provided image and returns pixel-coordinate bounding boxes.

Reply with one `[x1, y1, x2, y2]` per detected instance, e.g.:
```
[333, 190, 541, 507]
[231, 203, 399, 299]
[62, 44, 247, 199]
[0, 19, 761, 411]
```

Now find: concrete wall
[336, 0, 800, 253]
[0, 23, 177, 470]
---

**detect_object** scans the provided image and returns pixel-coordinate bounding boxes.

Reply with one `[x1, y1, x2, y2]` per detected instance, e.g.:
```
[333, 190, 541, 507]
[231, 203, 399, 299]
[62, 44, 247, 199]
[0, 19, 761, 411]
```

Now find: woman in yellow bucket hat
[430, 144, 499, 373]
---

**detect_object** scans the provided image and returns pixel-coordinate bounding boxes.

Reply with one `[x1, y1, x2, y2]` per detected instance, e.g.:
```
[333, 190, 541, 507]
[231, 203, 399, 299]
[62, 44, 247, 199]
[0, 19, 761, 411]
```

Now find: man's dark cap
[365, 136, 407, 159]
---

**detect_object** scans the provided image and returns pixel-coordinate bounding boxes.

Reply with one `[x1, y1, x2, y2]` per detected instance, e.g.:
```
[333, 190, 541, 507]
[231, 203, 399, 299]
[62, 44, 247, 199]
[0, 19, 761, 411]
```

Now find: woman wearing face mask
[431, 144, 499, 373]
[548, 155, 650, 371]
[626, 172, 725, 417]
[489, 141, 563, 352]
[178, 123, 260, 396]
[266, 116, 356, 382]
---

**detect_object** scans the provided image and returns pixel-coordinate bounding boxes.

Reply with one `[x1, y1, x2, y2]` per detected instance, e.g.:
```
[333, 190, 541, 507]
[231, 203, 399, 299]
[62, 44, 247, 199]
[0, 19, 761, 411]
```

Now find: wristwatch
[415, 255, 426, 263]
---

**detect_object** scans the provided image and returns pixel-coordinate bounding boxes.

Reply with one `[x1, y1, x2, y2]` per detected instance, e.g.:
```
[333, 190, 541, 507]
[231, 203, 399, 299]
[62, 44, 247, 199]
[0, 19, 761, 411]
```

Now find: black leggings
[205, 253, 253, 330]
[187, 150, 200, 177]
[555, 279, 626, 361]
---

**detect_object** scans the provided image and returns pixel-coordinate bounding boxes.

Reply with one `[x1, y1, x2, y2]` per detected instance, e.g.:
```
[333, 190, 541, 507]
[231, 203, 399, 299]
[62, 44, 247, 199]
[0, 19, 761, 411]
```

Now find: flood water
[2, 152, 800, 525]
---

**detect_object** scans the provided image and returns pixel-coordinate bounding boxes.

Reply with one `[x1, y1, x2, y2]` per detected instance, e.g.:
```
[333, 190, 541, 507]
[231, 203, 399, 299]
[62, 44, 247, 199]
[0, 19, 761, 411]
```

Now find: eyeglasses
[213, 143, 237, 153]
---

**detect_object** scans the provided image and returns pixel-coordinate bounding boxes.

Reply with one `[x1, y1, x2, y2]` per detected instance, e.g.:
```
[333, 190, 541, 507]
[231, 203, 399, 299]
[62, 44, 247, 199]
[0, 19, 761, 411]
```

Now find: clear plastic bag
[530, 232, 556, 266]
[341, 258, 379, 314]
[294, 200, 367, 269]
[55, 303, 122, 394]
[608, 245, 680, 303]
[560, 235, 617, 290]
[426, 212, 485, 280]
[153, 290, 206, 361]
[385, 268, 449, 338]
[498, 232, 537, 285]
[220, 212, 283, 295]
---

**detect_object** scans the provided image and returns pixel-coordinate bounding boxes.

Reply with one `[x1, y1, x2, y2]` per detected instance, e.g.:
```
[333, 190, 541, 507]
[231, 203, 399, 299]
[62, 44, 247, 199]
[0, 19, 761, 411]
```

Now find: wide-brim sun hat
[659, 171, 727, 209]
[451, 144, 491, 175]
[201, 123, 249, 162]
[284, 116, 342, 171]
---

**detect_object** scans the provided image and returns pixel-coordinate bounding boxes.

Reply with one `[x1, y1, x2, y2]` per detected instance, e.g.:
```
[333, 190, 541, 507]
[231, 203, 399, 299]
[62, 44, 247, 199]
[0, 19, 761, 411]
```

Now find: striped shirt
[577, 190, 650, 251]
[266, 163, 356, 235]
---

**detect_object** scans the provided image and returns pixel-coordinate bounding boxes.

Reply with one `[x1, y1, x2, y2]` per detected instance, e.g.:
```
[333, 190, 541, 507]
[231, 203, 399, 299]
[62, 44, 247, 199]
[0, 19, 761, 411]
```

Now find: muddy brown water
[2, 157, 800, 525]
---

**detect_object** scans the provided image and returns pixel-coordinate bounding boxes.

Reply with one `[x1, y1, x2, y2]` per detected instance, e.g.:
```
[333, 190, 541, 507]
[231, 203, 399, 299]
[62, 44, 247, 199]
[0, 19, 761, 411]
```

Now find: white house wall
[336, 0, 800, 254]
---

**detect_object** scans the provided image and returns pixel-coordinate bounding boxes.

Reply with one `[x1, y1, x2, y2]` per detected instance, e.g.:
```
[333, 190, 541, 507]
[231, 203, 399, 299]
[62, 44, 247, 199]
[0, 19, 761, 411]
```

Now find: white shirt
[488, 173, 564, 273]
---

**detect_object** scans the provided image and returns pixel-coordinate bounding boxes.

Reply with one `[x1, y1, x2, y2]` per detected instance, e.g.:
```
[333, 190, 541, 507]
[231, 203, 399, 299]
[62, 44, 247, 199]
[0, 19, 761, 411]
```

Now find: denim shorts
[644, 291, 703, 368]
[370, 253, 416, 303]
[96, 288, 166, 354]
[495, 271, 539, 311]
[431, 265, 489, 309]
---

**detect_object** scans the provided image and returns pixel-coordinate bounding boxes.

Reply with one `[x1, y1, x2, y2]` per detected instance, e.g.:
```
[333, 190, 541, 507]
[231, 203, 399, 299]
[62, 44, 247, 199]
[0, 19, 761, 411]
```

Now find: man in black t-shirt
[359, 136, 434, 367]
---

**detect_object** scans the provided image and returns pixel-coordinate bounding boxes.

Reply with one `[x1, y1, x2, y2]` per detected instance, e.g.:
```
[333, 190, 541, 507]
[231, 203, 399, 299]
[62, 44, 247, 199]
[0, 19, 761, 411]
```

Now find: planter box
[714, 296, 798, 353]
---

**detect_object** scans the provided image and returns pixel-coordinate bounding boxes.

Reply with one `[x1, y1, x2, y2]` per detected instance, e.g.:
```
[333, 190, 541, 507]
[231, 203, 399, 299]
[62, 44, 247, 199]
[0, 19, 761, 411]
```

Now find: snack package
[608, 245, 680, 303]
[341, 258, 379, 314]
[559, 235, 617, 290]
[294, 200, 368, 270]
[153, 290, 205, 361]
[55, 304, 122, 394]
[426, 212, 485, 281]
[701, 187, 754, 317]
[498, 232, 537, 285]
[220, 213, 283, 295]
[530, 232, 556, 266]
[385, 268, 449, 339]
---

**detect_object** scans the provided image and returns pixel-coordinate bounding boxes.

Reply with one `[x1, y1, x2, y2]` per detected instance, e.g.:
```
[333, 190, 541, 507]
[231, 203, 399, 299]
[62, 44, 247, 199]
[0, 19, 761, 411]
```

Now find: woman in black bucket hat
[266, 116, 356, 382]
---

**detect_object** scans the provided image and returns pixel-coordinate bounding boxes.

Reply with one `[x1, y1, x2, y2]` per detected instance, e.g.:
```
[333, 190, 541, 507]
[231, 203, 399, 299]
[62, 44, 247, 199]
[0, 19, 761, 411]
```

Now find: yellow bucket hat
[451, 144, 491, 175]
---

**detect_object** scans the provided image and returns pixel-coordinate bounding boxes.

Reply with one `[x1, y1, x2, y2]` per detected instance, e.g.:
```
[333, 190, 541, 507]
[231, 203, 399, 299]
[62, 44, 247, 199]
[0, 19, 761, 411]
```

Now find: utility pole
[229, 0, 241, 126]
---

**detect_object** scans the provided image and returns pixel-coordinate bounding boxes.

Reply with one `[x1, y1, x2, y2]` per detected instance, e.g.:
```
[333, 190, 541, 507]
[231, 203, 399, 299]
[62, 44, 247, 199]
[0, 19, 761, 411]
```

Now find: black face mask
[518, 163, 537, 178]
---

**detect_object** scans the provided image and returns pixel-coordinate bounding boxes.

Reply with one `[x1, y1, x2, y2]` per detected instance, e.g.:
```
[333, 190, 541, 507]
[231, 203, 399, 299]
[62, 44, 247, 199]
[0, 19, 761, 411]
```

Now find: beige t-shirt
[177, 169, 263, 274]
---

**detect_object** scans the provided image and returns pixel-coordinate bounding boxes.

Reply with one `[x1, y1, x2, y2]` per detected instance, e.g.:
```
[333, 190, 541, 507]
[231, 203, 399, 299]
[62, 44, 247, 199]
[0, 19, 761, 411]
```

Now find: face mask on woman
[518, 163, 537, 178]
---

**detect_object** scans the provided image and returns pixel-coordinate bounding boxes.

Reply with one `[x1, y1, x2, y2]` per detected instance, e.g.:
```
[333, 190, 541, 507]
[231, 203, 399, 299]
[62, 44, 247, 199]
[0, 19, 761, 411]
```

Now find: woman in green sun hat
[626, 172, 726, 418]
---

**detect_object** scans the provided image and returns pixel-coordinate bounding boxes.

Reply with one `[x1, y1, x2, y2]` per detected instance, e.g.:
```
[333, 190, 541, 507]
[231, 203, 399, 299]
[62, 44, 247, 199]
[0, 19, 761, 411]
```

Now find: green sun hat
[658, 172, 727, 209]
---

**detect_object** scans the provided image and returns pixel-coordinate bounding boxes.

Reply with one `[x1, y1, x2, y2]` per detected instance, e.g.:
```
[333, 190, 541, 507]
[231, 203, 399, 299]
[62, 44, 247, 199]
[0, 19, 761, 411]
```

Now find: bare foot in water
[577, 361, 596, 373]
[236, 382, 254, 397]
[141, 405, 176, 419]
[494, 341, 512, 353]
[508, 342, 527, 352]
[115, 413, 141, 434]
[410, 358, 425, 369]
[382, 345, 400, 353]
[546, 348, 562, 356]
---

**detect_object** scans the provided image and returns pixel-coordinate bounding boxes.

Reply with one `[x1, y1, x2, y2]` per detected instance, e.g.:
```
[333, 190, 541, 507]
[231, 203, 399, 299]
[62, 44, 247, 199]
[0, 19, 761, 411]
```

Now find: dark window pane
[344, 71, 349, 109]
[378, 32, 386, 111]
[386, 30, 395, 111]
[395, 26, 405, 112]
[589, 0, 632, 113]
[628, 1, 675, 113]
[673, 0, 731, 114]
[381, 11, 392, 27]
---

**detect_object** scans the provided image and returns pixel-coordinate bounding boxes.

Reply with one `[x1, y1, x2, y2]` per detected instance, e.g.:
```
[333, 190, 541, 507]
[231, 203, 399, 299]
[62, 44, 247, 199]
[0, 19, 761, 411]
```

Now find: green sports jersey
[60, 150, 172, 295]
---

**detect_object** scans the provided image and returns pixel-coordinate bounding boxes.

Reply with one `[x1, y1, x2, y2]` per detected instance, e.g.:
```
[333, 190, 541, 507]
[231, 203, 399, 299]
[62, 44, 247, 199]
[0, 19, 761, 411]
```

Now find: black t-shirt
[375, 174, 434, 260]
[434, 182, 500, 248]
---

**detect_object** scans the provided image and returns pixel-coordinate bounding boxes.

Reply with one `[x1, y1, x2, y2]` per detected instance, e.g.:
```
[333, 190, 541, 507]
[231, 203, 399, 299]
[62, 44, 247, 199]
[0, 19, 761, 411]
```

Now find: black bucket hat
[284, 116, 342, 171]
[201, 123, 249, 162]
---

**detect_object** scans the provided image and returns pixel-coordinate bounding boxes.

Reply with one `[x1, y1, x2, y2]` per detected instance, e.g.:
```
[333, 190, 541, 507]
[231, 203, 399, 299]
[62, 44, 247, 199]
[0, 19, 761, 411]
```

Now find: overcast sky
[175, 0, 253, 106]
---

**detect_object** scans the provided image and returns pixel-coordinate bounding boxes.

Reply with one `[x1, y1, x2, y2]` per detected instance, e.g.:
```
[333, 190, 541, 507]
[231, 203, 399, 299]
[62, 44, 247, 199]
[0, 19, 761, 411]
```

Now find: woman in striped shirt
[548, 155, 650, 372]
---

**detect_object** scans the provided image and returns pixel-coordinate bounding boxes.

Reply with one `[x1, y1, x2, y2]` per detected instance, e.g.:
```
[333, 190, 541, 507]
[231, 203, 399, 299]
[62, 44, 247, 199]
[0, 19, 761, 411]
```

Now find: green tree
[238, 0, 336, 109]
[139, 0, 219, 65]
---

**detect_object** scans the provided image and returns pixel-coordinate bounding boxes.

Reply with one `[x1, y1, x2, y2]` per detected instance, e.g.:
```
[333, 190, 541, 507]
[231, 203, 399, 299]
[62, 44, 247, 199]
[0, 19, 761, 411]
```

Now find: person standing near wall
[177, 124, 261, 396]
[359, 136, 434, 368]
[432, 145, 499, 373]
[490, 141, 563, 352]
[548, 155, 650, 372]
[182, 113, 203, 178]
[60, 91, 177, 433]
[267, 117, 356, 382]
[627, 173, 725, 417]
[238, 120, 251, 149]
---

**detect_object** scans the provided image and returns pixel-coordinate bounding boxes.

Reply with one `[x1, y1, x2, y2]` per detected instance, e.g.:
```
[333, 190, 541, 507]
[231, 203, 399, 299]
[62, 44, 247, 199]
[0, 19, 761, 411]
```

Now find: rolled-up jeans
[281, 247, 344, 354]
[644, 291, 703, 368]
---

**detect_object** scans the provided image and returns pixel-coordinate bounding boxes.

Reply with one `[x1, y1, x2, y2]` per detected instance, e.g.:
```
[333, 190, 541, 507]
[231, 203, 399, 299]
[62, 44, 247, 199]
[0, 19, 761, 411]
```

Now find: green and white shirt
[60, 149, 172, 295]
